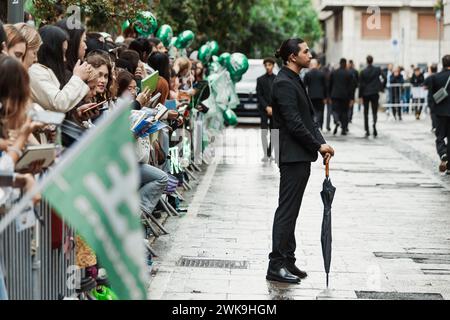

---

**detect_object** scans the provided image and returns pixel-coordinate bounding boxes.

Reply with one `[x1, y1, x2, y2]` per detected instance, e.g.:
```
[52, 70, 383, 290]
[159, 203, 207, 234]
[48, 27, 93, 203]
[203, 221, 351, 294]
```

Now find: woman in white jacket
[28, 25, 91, 113]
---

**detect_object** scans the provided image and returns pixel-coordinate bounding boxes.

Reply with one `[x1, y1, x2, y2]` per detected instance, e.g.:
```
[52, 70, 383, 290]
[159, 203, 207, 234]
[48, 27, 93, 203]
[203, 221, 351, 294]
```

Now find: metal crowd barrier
[0, 199, 76, 300]
[383, 83, 429, 115]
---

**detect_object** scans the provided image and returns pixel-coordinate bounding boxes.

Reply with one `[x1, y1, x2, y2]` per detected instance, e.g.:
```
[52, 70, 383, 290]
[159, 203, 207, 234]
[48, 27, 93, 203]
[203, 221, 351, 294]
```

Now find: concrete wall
[322, 6, 450, 69]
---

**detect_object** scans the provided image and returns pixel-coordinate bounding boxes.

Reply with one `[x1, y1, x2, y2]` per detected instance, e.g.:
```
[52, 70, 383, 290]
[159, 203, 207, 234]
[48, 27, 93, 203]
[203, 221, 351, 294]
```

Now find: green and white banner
[0, 102, 149, 300]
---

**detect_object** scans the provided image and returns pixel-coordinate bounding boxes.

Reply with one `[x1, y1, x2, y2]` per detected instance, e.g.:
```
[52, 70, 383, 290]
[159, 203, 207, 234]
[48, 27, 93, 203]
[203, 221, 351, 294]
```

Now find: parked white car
[235, 59, 279, 117]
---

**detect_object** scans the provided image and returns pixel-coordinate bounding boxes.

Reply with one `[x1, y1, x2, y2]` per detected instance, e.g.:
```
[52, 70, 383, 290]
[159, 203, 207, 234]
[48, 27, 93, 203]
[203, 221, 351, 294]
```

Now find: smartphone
[149, 92, 161, 108]
[29, 110, 66, 125]
[82, 100, 107, 113]
[98, 106, 109, 112]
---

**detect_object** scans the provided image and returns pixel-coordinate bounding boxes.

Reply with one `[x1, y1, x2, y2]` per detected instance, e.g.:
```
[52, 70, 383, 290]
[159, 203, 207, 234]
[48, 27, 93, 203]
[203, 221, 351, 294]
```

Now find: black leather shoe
[266, 267, 300, 284]
[365, 131, 370, 137]
[333, 123, 340, 135]
[373, 126, 378, 137]
[286, 264, 308, 279]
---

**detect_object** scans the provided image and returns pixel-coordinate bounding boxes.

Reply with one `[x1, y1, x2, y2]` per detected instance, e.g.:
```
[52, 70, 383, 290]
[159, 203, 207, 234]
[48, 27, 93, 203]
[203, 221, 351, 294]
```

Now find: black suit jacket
[359, 65, 383, 97]
[349, 67, 359, 97]
[256, 73, 276, 114]
[329, 67, 353, 100]
[304, 69, 327, 100]
[271, 67, 326, 164]
[430, 69, 450, 117]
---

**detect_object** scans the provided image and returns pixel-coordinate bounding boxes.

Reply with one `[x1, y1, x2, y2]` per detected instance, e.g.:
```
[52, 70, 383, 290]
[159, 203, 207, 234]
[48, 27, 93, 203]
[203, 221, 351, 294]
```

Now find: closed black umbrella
[320, 159, 336, 287]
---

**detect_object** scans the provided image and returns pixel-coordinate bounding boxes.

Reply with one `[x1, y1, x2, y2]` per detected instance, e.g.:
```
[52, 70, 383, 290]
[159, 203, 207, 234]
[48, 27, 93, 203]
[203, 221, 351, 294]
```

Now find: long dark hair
[0, 55, 29, 136]
[37, 25, 69, 87]
[275, 38, 304, 65]
[56, 18, 86, 72]
[148, 52, 170, 84]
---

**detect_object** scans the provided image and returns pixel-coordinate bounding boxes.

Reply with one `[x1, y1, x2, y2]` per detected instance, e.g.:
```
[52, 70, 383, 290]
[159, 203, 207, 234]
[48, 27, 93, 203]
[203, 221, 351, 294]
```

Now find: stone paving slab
[148, 111, 450, 300]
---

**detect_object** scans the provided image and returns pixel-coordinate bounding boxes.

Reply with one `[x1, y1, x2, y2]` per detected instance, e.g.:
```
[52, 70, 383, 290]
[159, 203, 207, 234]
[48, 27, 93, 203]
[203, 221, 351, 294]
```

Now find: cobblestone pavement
[148, 110, 450, 300]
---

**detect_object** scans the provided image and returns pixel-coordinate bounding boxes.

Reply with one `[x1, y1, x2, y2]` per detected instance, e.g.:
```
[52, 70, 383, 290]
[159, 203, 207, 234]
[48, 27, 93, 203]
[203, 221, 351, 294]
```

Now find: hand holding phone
[82, 100, 107, 113]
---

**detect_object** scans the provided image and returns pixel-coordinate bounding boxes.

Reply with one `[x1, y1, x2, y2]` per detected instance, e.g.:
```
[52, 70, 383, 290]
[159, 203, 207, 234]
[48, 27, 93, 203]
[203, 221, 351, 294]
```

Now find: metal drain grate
[356, 183, 443, 189]
[176, 257, 249, 269]
[421, 268, 450, 275]
[355, 291, 444, 300]
[374, 252, 450, 264]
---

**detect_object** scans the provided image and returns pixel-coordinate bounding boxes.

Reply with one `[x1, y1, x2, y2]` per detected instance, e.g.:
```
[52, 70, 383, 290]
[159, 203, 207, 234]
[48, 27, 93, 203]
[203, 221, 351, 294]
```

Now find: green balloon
[198, 44, 212, 64]
[231, 73, 243, 83]
[156, 24, 173, 47]
[169, 37, 178, 47]
[208, 61, 222, 74]
[134, 11, 158, 37]
[175, 30, 195, 49]
[223, 109, 238, 126]
[227, 53, 249, 78]
[218, 52, 231, 67]
[121, 19, 131, 32]
[208, 41, 219, 56]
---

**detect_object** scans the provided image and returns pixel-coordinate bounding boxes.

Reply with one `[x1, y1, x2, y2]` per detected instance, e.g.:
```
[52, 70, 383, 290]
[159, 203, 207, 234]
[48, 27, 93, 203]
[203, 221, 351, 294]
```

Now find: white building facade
[314, 0, 450, 69]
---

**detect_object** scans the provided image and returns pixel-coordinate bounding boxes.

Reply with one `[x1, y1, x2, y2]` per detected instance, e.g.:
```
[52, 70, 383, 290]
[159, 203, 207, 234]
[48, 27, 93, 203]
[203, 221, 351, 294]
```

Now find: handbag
[433, 74, 450, 104]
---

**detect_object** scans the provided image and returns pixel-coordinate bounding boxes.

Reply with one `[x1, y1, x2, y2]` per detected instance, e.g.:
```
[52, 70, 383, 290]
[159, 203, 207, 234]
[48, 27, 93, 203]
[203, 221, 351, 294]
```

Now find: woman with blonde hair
[14, 22, 42, 70]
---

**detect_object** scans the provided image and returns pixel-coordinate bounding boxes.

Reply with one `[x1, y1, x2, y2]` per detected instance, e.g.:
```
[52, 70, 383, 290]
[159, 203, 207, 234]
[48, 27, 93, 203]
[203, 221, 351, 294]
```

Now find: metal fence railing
[383, 83, 429, 116]
[0, 198, 76, 300]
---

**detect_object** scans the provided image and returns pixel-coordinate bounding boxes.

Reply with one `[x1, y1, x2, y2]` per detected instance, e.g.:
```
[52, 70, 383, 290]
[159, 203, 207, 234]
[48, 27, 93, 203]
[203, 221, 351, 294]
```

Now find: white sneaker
[261, 156, 269, 162]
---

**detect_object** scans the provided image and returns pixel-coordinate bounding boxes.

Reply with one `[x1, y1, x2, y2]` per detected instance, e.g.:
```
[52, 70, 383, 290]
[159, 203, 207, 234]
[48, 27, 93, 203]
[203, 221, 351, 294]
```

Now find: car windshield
[240, 64, 266, 82]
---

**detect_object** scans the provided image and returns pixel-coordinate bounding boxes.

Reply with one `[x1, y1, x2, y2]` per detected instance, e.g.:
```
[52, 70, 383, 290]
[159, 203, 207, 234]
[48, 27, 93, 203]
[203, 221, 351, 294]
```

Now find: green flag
[0, 103, 149, 300]
[44, 105, 148, 300]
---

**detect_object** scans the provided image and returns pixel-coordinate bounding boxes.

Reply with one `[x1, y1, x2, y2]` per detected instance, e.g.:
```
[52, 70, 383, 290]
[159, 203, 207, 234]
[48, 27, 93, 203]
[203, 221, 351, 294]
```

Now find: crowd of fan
[0, 17, 208, 287]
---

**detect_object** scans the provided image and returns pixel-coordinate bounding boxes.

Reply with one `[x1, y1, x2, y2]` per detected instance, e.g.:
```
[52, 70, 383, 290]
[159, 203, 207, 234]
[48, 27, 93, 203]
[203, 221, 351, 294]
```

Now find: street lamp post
[7, 0, 24, 24]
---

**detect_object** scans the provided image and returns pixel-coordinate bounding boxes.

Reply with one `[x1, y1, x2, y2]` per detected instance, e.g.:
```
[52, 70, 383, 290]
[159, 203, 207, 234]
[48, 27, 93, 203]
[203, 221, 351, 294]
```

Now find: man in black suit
[256, 57, 277, 161]
[330, 58, 352, 135]
[304, 58, 327, 130]
[429, 55, 450, 175]
[347, 60, 359, 123]
[359, 55, 384, 137]
[267, 38, 335, 284]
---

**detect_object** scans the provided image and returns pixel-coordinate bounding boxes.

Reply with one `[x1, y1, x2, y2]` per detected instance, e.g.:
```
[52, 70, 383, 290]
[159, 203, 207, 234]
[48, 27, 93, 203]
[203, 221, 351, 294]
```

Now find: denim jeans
[0, 264, 8, 300]
[159, 129, 170, 173]
[139, 164, 168, 214]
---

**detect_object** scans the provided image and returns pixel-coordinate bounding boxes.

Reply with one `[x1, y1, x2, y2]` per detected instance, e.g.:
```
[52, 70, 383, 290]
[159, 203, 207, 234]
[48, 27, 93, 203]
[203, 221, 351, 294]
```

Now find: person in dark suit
[329, 58, 352, 135]
[359, 55, 384, 137]
[256, 57, 277, 161]
[424, 64, 439, 131]
[304, 58, 327, 130]
[410, 67, 425, 120]
[429, 55, 450, 175]
[347, 60, 359, 123]
[267, 38, 335, 284]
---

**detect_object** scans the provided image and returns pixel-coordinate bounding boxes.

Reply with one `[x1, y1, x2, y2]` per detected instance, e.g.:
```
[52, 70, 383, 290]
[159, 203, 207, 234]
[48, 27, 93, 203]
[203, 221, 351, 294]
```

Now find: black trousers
[435, 115, 450, 162]
[332, 99, 349, 131]
[269, 162, 311, 269]
[311, 99, 325, 130]
[363, 94, 379, 132]
[260, 113, 272, 157]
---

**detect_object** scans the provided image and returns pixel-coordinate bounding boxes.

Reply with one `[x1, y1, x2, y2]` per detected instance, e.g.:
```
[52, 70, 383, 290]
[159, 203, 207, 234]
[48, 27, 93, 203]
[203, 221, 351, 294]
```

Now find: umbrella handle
[325, 158, 330, 178]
